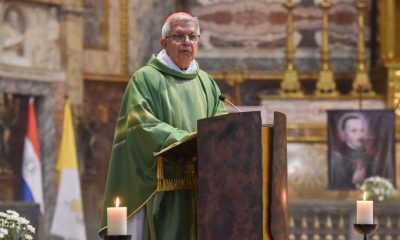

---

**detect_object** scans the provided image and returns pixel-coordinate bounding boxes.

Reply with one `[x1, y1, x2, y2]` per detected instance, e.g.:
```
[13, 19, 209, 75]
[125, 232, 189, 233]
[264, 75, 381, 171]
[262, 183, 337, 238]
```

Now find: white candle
[107, 197, 127, 235]
[356, 192, 373, 224]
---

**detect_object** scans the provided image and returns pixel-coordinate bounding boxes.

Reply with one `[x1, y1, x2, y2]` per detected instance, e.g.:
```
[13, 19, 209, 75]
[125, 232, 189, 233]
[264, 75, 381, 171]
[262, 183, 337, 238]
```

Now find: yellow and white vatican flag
[50, 100, 87, 240]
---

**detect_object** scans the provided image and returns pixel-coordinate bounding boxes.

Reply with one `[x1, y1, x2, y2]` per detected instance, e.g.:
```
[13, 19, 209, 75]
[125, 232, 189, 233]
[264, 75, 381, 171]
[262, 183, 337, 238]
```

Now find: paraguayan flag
[22, 97, 45, 213]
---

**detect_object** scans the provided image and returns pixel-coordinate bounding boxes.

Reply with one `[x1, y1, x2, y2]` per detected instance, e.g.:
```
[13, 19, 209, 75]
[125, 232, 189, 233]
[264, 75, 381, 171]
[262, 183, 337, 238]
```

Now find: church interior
[1, 0, 400, 239]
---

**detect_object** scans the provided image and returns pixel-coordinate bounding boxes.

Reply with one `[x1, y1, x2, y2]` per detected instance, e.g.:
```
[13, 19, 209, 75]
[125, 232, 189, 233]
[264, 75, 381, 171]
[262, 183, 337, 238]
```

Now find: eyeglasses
[166, 34, 200, 42]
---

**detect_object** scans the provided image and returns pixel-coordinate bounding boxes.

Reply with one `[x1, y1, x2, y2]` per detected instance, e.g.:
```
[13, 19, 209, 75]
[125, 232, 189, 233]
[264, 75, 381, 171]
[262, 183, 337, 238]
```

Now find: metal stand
[354, 224, 378, 240]
[104, 235, 132, 240]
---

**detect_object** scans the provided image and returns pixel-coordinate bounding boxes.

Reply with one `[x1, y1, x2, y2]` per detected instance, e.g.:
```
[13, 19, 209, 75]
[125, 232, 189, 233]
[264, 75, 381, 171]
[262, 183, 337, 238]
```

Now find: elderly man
[99, 12, 226, 239]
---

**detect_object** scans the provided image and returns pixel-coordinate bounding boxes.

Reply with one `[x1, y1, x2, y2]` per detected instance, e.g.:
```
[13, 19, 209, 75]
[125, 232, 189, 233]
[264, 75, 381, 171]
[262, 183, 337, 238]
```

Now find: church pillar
[61, 0, 84, 104]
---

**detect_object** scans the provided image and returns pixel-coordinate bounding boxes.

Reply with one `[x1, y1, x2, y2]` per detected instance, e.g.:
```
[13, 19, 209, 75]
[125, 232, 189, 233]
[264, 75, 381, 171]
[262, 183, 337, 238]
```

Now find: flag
[22, 97, 45, 213]
[50, 100, 86, 239]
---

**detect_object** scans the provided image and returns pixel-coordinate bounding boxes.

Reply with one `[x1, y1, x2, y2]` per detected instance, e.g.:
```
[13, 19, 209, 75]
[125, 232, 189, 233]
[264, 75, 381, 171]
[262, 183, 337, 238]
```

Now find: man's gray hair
[161, 15, 200, 38]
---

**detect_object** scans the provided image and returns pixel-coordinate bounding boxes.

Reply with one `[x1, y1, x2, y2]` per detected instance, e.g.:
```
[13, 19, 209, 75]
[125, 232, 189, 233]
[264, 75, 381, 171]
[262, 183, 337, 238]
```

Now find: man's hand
[352, 160, 366, 185]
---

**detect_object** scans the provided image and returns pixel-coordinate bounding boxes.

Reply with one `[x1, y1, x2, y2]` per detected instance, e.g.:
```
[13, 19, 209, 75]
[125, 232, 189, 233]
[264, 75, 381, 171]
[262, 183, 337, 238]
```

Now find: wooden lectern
[155, 111, 288, 240]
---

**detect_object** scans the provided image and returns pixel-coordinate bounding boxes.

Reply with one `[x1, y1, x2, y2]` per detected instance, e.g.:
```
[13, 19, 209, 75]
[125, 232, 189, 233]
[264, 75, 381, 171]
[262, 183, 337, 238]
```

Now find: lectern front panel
[197, 112, 264, 240]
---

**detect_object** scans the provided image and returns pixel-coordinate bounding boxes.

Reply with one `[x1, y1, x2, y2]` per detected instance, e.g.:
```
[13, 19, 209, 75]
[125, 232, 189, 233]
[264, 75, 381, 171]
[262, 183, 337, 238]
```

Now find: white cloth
[157, 49, 198, 73]
[127, 207, 145, 240]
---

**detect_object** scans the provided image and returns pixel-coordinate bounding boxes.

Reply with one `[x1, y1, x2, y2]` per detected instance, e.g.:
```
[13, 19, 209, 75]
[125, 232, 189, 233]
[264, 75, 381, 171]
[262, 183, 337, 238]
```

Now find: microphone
[218, 95, 241, 112]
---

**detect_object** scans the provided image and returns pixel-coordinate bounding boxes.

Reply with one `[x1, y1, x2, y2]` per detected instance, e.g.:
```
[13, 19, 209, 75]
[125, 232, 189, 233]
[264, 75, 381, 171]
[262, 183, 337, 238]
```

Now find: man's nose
[182, 35, 191, 44]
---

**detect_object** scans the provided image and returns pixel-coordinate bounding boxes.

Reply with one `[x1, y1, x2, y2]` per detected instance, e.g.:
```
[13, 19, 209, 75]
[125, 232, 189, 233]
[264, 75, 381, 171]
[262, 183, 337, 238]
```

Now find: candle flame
[115, 197, 120, 207]
[363, 191, 367, 201]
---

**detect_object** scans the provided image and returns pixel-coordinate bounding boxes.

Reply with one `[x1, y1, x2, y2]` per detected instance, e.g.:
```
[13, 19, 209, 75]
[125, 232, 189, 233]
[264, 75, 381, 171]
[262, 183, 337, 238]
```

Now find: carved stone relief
[0, 2, 61, 70]
[31, 6, 61, 69]
[0, 5, 27, 66]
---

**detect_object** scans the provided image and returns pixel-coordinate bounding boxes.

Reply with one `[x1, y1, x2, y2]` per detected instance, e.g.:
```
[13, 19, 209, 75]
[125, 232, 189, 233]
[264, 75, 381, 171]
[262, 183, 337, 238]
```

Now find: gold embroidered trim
[156, 177, 197, 192]
[156, 156, 197, 191]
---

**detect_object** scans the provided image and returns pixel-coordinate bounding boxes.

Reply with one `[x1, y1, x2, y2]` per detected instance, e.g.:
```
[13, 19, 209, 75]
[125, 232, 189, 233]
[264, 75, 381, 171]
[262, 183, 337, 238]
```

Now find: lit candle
[356, 192, 373, 224]
[107, 197, 127, 235]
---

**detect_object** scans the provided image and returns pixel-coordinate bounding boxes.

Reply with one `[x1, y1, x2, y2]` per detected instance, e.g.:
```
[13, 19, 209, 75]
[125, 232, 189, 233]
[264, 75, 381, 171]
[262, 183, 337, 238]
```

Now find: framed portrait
[327, 109, 396, 190]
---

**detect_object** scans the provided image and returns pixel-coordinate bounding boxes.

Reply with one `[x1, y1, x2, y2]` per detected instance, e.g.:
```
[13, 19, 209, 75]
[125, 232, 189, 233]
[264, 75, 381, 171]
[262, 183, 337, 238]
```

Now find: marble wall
[187, 0, 372, 72]
[80, 80, 125, 239]
[83, 0, 123, 75]
[83, 0, 108, 49]
[262, 98, 385, 124]
[81, 0, 378, 77]
[128, 0, 176, 73]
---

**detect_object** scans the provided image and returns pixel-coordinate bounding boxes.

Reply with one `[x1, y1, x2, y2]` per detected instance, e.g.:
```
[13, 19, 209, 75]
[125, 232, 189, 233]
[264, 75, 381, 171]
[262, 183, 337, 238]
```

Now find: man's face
[160, 21, 200, 70]
[343, 118, 366, 150]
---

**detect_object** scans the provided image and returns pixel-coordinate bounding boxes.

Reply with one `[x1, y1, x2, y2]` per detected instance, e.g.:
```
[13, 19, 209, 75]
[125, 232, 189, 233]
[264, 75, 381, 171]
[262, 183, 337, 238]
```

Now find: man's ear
[161, 38, 167, 49]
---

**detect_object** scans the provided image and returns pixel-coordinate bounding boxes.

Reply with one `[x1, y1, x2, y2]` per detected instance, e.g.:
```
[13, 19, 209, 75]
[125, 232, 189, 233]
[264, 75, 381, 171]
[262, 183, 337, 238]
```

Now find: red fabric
[26, 99, 40, 159]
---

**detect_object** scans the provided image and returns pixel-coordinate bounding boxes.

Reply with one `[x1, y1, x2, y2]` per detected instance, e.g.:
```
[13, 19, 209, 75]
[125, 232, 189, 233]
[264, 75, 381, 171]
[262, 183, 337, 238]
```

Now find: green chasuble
[99, 54, 226, 239]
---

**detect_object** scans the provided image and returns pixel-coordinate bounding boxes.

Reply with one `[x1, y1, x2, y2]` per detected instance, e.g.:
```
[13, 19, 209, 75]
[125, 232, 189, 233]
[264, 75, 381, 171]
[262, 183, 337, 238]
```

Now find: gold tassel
[156, 157, 164, 179]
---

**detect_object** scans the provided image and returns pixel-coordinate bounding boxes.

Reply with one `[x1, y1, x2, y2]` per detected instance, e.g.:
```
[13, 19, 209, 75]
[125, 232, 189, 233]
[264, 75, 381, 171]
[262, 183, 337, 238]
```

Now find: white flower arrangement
[0, 210, 35, 240]
[359, 176, 397, 201]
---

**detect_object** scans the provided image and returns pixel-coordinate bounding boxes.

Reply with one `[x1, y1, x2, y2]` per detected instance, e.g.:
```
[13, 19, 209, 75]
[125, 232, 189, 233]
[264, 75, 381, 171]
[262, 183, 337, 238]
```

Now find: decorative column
[280, 0, 303, 97]
[379, 0, 400, 110]
[120, 0, 129, 75]
[352, 0, 375, 96]
[62, 0, 84, 104]
[379, 0, 397, 63]
[387, 64, 400, 114]
[315, 0, 338, 96]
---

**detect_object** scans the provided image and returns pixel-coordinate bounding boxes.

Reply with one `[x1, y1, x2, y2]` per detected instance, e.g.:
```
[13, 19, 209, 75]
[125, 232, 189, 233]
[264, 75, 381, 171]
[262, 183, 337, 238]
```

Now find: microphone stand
[219, 95, 241, 112]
